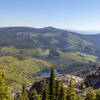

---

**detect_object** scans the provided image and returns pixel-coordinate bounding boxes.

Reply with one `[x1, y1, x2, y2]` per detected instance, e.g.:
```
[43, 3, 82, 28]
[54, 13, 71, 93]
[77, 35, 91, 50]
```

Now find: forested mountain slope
[0, 27, 100, 78]
[0, 26, 99, 55]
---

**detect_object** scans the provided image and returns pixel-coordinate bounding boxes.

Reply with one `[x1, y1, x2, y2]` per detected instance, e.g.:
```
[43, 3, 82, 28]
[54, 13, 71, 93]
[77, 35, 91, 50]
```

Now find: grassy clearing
[59, 51, 97, 63]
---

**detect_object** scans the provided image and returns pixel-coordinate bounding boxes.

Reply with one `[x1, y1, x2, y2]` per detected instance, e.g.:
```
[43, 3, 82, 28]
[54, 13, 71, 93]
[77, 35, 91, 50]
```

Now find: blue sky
[0, 0, 100, 30]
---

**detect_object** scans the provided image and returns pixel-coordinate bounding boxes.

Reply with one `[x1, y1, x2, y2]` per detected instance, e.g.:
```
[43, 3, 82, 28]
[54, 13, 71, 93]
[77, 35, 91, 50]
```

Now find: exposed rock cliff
[28, 74, 83, 95]
[85, 67, 100, 89]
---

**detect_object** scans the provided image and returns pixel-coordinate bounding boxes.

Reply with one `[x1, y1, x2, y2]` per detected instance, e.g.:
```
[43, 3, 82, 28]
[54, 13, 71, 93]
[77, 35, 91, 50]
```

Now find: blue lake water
[41, 70, 61, 76]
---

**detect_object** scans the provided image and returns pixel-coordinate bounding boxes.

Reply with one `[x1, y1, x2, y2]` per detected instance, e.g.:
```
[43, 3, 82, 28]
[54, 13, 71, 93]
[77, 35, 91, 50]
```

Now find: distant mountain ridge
[0, 26, 100, 55]
[68, 29, 100, 34]
[0, 26, 100, 76]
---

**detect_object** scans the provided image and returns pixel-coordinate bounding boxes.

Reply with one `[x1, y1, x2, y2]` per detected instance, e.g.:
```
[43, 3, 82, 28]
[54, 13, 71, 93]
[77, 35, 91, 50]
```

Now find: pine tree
[59, 81, 65, 100]
[55, 80, 60, 99]
[66, 75, 77, 100]
[0, 68, 12, 100]
[19, 85, 27, 100]
[80, 81, 85, 99]
[41, 85, 48, 100]
[30, 89, 40, 100]
[96, 89, 100, 100]
[85, 87, 95, 100]
[49, 66, 56, 100]
[80, 82, 85, 93]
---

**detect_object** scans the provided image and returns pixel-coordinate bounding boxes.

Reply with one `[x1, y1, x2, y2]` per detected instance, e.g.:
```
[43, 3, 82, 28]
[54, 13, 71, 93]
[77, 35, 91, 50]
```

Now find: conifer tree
[30, 89, 40, 100]
[19, 85, 27, 100]
[66, 75, 77, 100]
[55, 80, 60, 99]
[80, 81, 85, 99]
[59, 81, 65, 100]
[41, 85, 48, 100]
[0, 68, 12, 100]
[96, 89, 100, 100]
[80, 82, 85, 93]
[49, 66, 56, 100]
[85, 87, 95, 100]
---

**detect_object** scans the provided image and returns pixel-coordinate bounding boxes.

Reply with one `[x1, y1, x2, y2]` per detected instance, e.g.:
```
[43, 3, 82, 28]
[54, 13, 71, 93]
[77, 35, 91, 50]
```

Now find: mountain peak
[42, 26, 57, 30]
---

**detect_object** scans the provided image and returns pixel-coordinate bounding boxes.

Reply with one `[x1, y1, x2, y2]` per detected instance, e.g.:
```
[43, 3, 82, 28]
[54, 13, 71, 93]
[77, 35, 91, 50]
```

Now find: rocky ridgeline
[85, 67, 100, 89]
[15, 68, 100, 99]
[27, 74, 83, 95]
[11, 67, 100, 99]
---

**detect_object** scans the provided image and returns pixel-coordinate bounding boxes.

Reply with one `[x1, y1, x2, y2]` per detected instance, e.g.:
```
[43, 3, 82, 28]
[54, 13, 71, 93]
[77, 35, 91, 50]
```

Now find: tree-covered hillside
[0, 26, 98, 54]
[0, 27, 99, 75]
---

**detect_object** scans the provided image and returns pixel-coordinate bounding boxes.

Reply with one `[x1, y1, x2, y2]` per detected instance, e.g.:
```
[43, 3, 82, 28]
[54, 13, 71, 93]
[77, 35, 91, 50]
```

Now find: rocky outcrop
[85, 67, 100, 89]
[28, 74, 83, 95]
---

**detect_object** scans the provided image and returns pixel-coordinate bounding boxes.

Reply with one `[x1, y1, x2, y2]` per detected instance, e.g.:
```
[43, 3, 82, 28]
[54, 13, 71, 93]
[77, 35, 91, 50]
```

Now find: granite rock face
[28, 74, 83, 94]
[85, 67, 100, 89]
